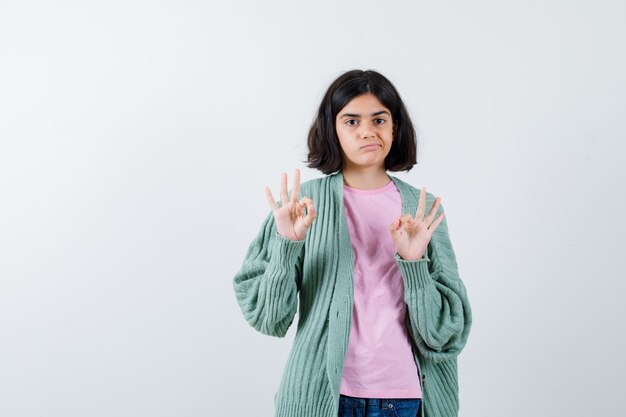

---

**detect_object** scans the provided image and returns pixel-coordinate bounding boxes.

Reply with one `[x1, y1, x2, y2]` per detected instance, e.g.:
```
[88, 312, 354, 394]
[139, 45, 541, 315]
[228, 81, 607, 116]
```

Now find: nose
[358, 123, 376, 139]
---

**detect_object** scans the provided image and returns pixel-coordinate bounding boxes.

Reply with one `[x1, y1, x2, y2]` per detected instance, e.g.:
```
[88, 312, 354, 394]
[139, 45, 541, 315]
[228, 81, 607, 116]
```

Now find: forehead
[338, 93, 390, 117]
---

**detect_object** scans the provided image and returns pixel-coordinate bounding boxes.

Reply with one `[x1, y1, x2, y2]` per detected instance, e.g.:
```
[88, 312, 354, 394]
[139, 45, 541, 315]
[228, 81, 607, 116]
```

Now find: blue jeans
[338, 394, 421, 417]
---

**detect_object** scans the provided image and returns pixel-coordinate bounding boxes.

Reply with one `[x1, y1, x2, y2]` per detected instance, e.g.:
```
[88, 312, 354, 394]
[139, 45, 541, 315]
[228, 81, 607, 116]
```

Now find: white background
[1, 1, 624, 416]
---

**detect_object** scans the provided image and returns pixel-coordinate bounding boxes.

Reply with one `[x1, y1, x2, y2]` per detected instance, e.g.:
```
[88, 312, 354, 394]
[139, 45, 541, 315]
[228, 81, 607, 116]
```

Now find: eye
[345, 119, 358, 126]
[375, 118, 386, 125]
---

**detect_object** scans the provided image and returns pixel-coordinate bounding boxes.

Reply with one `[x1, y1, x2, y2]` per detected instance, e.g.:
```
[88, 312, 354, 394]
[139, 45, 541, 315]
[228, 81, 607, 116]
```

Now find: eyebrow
[339, 110, 391, 118]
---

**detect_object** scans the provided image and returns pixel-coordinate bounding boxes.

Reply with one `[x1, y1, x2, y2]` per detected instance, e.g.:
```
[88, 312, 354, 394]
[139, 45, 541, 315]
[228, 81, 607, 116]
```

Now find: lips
[361, 143, 380, 149]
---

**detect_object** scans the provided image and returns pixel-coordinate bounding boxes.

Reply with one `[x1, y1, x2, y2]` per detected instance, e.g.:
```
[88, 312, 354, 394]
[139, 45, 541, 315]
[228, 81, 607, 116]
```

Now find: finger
[299, 197, 315, 227]
[429, 212, 445, 231]
[388, 218, 401, 239]
[401, 213, 413, 223]
[280, 172, 289, 206]
[389, 218, 401, 230]
[301, 197, 316, 227]
[424, 197, 442, 226]
[401, 214, 416, 231]
[305, 207, 317, 227]
[405, 220, 418, 233]
[291, 168, 301, 205]
[264, 186, 278, 211]
[300, 196, 314, 209]
[417, 187, 426, 219]
[395, 215, 409, 232]
[397, 217, 410, 234]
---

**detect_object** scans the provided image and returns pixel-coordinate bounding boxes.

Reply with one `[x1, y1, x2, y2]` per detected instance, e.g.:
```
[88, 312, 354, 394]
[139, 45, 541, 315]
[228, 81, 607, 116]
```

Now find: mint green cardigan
[233, 171, 472, 417]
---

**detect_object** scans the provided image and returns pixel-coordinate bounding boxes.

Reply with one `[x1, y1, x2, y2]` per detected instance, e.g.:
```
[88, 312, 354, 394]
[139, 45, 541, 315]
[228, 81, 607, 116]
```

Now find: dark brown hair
[306, 69, 418, 174]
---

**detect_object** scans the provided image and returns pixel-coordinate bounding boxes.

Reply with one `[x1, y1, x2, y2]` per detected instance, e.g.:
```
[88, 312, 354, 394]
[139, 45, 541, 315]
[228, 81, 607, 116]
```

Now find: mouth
[361, 143, 380, 149]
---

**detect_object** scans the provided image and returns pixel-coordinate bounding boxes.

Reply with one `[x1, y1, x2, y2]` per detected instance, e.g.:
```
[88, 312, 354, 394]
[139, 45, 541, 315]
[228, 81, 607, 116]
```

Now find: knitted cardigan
[233, 171, 472, 417]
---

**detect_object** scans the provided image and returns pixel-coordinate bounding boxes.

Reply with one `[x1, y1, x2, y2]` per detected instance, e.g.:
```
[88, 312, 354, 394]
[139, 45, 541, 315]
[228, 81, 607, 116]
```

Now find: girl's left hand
[388, 187, 445, 261]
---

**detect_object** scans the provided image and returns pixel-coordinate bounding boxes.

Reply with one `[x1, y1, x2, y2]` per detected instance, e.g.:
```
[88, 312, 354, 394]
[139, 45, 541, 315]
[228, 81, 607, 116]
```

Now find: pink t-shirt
[339, 180, 422, 399]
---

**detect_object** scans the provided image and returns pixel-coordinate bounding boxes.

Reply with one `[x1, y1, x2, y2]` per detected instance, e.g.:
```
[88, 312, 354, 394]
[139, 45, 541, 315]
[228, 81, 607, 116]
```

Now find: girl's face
[335, 92, 394, 172]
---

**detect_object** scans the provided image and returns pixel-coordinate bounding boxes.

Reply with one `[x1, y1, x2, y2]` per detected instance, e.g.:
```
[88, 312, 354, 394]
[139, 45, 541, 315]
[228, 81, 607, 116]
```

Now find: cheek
[337, 138, 350, 155]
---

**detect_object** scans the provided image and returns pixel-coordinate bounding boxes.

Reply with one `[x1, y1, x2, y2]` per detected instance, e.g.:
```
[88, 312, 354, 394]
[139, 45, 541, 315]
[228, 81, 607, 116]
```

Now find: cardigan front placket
[325, 171, 427, 417]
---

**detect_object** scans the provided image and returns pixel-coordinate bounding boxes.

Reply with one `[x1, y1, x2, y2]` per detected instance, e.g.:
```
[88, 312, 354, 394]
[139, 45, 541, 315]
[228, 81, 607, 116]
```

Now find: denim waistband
[339, 394, 421, 410]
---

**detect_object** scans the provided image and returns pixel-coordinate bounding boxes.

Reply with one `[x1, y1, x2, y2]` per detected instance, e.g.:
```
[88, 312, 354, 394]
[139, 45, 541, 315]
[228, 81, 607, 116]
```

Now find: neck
[341, 166, 391, 190]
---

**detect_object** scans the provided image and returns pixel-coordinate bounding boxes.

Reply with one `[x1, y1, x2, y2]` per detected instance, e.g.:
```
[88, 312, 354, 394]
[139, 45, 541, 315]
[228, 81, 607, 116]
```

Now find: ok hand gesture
[389, 187, 445, 261]
[265, 168, 316, 241]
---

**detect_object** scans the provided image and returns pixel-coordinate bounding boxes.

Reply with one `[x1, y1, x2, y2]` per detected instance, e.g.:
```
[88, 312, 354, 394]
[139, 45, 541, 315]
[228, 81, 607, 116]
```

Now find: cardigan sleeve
[394, 202, 472, 363]
[232, 208, 305, 338]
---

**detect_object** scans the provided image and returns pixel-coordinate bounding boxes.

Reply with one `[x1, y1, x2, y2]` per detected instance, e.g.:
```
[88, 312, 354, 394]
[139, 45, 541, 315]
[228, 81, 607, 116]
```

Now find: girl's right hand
[264, 168, 316, 241]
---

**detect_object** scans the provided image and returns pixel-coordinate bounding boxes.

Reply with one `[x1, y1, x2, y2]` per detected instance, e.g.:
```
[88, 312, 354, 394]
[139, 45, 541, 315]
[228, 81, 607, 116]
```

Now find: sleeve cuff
[269, 232, 306, 266]
[394, 252, 433, 289]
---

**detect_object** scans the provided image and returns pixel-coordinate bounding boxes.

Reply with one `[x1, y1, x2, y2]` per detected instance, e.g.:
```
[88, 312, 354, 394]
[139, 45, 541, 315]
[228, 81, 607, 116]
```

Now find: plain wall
[1, 0, 624, 416]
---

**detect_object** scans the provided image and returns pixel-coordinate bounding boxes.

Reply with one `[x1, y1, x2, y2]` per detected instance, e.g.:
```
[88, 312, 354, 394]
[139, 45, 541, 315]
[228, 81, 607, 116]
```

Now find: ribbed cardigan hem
[275, 396, 335, 417]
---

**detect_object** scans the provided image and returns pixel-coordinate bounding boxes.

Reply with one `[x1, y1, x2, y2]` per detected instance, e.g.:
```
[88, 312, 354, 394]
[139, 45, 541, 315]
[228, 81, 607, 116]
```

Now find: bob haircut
[306, 69, 418, 175]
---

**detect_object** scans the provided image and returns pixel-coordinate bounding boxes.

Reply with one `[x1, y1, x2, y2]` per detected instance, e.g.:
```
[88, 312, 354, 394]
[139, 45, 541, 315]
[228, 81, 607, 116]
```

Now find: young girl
[233, 69, 472, 417]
